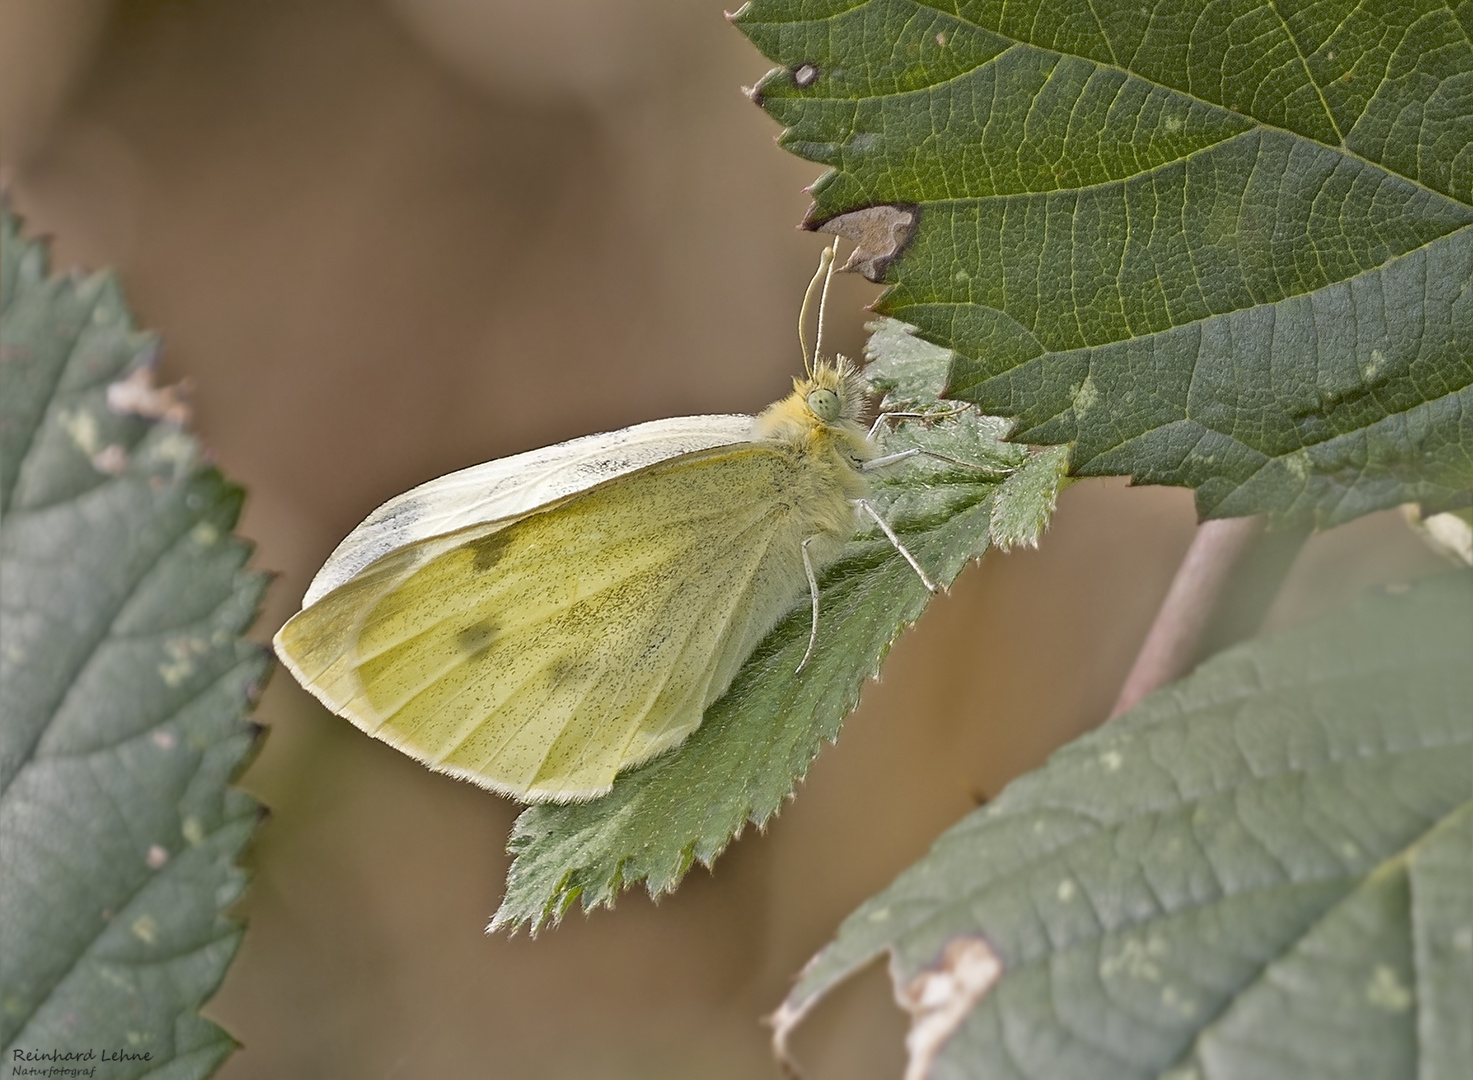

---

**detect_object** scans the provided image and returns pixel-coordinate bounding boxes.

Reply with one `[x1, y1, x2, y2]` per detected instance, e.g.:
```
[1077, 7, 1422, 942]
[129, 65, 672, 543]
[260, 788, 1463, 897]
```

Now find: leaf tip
[767, 992, 816, 1079]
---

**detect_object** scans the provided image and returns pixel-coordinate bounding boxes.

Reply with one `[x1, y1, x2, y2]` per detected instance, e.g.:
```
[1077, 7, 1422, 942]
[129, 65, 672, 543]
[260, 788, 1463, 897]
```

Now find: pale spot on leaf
[158, 636, 208, 687]
[59, 408, 102, 455]
[1101, 935, 1164, 983]
[1365, 964, 1411, 1011]
[1073, 375, 1098, 417]
[1160, 983, 1197, 1017]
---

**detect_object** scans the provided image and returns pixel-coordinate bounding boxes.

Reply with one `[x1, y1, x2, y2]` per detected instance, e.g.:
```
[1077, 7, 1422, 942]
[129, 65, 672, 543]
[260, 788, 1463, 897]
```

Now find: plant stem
[1109, 515, 1266, 717]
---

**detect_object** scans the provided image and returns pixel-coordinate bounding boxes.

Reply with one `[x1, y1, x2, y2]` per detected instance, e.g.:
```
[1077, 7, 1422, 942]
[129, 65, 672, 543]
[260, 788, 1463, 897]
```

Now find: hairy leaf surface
[493, 323, 1066, 931]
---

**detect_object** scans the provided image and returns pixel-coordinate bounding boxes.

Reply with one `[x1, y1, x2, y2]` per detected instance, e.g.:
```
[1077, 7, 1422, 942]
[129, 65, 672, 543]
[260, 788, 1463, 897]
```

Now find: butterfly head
[754, 355, 872, 460]
[798, 356, 867, 425]
[753, 240, 874, 461]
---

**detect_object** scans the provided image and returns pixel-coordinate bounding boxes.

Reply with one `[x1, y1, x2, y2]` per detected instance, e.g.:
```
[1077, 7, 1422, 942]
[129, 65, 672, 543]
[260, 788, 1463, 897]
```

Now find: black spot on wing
[468, 531, 513, 571]
[458, 620, 497, 657]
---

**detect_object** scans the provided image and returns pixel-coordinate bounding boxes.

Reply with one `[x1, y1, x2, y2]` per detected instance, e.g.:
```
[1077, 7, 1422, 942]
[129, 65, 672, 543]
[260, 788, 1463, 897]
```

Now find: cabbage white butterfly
[274, 244, 937, 802]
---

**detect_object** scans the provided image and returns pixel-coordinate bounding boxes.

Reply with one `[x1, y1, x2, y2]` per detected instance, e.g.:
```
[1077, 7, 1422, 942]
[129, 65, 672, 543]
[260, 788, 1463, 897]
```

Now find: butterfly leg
[854, 499, 939, 593]
[862, 445, 922, 469]
[866, 404, 974, 440]
[796, 536, 822, 675]
[862, 446, 1007, 474]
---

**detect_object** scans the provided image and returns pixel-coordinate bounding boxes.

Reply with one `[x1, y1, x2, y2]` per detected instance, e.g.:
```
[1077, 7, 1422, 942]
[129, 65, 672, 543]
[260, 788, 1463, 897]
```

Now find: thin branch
[1109, 515, 1265, 717]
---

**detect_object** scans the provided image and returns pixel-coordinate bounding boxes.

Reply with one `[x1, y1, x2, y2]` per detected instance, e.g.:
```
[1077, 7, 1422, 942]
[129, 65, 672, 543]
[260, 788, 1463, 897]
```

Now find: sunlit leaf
[735, 0, 1473, 525]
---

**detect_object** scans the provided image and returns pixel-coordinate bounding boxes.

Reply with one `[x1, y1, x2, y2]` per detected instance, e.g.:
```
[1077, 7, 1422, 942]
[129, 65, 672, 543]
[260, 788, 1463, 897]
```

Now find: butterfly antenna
[814, 237, 841, 367]
[798, 243, 835, 378]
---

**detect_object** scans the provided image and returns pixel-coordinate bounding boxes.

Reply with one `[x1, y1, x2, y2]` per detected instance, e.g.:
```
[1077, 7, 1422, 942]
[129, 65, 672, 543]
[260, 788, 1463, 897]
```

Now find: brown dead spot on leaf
[895, 936, 1002, 1080]
[809, 204, 919, 282]
[767, 935, 1002, 1080]
[107, 364, 192, 425]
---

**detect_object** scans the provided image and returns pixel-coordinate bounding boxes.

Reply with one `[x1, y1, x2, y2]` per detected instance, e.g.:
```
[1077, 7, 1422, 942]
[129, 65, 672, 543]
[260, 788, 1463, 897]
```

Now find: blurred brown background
[1, 2, 1449, 1077]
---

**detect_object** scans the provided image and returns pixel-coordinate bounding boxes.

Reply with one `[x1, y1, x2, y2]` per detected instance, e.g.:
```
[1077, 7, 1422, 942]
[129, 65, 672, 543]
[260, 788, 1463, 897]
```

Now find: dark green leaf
[733, 0, 1473, 526]
[775, 572, 1473, 1080]
[0, 207, 267, 1078]
[492, 321, 1068, 932]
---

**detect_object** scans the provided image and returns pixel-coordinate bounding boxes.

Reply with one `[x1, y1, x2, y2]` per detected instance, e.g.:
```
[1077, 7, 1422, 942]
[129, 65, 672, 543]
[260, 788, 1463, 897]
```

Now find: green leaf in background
[733, 0, 1473, 526]
[774, 571, 1473, 1080]
[492, 321, 1067, 932]
[0, 207, 267, 1077]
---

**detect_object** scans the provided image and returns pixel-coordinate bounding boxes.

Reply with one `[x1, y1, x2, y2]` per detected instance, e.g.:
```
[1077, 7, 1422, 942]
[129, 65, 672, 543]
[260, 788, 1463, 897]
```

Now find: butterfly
[273, 244, 938, 802]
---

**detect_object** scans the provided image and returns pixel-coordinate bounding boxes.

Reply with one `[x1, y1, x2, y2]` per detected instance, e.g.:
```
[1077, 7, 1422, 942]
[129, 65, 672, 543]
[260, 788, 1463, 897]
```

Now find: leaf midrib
[0, 479, 214, 799]
[1156, 798, 1472, 1078]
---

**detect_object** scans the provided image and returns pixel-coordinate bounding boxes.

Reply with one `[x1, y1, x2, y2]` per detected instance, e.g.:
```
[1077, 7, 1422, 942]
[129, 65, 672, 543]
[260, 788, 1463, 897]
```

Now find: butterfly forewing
[302, 415, 755, 606]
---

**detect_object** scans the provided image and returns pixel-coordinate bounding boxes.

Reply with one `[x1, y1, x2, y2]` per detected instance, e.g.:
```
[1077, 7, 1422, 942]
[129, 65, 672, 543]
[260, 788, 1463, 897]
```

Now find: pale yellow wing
[301, 415, 755, 607]
[275, 444, 827, 802]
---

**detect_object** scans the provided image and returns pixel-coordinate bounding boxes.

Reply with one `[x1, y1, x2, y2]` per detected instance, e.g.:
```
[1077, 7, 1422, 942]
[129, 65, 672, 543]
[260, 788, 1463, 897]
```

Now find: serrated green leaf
[776, 572, 1473, 1080]
[988, 444, 1070, 550]
[0, 207, 267, 1078]
[733, 0, 1473, 527]
[492, 322, 1063, 933]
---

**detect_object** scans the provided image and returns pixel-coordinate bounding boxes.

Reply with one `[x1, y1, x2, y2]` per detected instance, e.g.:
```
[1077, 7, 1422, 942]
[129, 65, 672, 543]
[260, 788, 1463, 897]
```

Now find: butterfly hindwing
[277, 442, 838, 800]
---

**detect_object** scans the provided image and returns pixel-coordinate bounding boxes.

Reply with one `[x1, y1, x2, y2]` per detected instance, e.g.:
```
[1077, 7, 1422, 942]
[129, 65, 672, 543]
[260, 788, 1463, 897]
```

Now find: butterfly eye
[806, 388, 841, 422]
